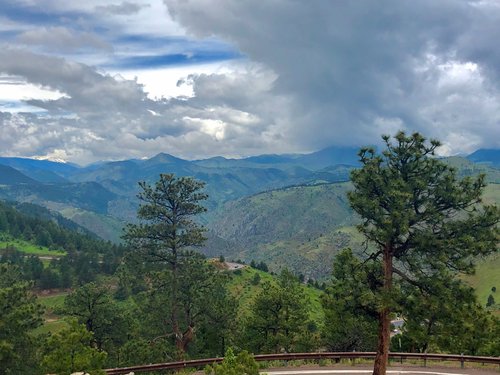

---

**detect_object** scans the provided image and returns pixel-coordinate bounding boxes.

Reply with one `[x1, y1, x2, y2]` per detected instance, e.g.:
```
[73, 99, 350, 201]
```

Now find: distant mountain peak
[0, 156, 80, 178]
[32, 156, 68, 164]
[295, 145, 361, 169]
[146, 152, 186, 164]
[467, 148, 500, 165]
[467, 148, 500, 166]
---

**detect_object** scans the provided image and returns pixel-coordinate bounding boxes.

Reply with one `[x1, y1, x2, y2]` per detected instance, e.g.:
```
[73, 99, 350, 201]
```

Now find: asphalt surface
[261, 366, 500, 375]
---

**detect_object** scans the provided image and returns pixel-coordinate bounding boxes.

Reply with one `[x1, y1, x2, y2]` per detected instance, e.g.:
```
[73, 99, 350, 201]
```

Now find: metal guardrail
[105, 352, 500, 374]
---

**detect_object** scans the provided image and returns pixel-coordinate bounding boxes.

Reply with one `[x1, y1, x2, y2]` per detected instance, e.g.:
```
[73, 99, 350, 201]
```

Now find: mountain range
[0, 146, 364, 223]
[0, 146, 499, 279]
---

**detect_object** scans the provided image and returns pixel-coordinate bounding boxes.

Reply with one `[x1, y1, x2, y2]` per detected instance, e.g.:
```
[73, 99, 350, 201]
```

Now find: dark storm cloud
[163, 0, 500, 153]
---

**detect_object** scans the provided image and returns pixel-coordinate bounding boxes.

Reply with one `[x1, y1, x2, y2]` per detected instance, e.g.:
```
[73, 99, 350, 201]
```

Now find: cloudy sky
[0, 0, 499, 164]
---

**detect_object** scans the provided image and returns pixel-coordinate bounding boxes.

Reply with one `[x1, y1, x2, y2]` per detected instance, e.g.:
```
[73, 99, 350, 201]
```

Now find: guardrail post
[460, 353, 464, 369]
[423, 353, 427, 367]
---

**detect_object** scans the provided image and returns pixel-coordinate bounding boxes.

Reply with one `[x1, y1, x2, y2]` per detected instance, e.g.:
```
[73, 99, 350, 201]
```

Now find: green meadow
[0, 235, 66, 257]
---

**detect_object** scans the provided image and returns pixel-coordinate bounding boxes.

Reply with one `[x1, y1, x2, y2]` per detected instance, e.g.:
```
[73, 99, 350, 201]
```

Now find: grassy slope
[34, 266, 325, 335]
[467, 254, 500, 309]
[481, 183, 500, 205]
[466, 184, 500, 310]
[35, 292, 69, 335]
[212, 183, 354, 245]
[0, 234, 66, 256]
[227, 266, 324, 325]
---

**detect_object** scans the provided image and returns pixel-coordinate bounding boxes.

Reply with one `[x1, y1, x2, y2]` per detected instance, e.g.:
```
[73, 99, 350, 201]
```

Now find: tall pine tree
[123, 173, 208, 358]
[348, 132, 499, 375]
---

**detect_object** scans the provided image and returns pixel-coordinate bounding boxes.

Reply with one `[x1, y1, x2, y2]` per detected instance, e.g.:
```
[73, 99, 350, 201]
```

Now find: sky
[0, 0, 499, 164]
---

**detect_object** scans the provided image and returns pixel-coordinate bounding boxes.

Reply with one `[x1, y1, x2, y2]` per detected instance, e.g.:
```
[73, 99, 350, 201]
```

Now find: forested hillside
[205, 182, 500, 281]
[0, 200, 119, 252]
[207, 183, 361, 279]
[0, 201, 125, 289]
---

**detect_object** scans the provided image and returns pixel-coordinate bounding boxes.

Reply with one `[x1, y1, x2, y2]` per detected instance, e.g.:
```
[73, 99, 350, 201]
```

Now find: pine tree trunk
[373, 307, 391, 375]
[372, 244, 393, 375]
[176, 326, 194, 355]
[171, 240, 184, 359]
[172, 300, 184, 359]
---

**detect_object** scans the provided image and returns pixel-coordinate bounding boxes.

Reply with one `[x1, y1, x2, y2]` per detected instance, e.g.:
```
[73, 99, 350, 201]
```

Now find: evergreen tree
[258, 261, 268, 272]
[348, 132, 499, 375]
[41, 319, 107, 375]
[64, 282, 129, 352]
[196, 272, 238, 357]
[244, 269, 315, 353]
[396, 278, 498, 355]
[38, 268, 61, 289]
[138, 254, 233, 358]
[0, 211, 8, 232]
[0, 264, 43, 374]
[25, 256, 43, 281]
[251, 272, 261, 285]
[123, 173, 208, 358]
[321, 249, 378, 351]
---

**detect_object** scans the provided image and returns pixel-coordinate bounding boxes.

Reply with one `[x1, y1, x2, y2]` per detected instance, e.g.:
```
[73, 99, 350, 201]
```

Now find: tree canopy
[123, 173, 207, 267]
[348, 132, 499, 375]
[0, 264, 43, 374]
[123, 174, 233, 358]
[244, 269, 316, 353]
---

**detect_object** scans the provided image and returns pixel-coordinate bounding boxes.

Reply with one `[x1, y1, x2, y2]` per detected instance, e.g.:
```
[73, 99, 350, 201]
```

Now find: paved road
[262, 366, 499, 375]
[192, 366, 499, 375]
[265, 371, 486, 375]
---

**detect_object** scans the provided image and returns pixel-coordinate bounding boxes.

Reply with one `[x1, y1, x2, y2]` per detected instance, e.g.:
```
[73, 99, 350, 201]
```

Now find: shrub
[204, 348, 259, 375]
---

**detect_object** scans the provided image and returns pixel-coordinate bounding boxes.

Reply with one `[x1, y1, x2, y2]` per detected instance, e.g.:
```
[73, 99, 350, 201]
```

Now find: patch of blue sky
[113, 34, 237, 54]
[108, 50, 243, 70]
[0, 30, 19, 40]
[114, 34, 187, 45]
[0, 3, 85, 29]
